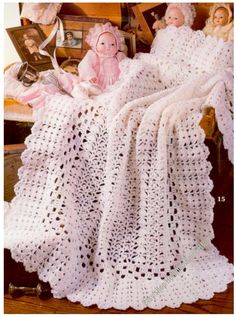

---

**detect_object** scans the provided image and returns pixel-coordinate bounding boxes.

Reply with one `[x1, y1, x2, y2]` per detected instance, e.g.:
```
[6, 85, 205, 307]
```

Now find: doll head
[86, 22, 123, 57]
[165, 7, 185, 27]
[165, 3, 196, 27]
[96, 32, 118, 58]
[214, 7, 229, 26]
[208, 4, 233, 27]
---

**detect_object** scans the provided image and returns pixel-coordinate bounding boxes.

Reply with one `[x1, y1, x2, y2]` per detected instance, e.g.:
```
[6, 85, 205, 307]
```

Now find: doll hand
[71, 81, 102, 99]
[89, 77, 98, 85]
[88, 78, 102, 91]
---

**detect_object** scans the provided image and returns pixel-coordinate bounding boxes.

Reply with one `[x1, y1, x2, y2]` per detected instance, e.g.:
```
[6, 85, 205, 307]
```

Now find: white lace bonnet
[165, 3, 196, 27]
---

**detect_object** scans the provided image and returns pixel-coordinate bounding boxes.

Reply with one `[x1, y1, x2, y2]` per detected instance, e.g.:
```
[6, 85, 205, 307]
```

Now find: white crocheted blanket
[5, 26, 233, 310]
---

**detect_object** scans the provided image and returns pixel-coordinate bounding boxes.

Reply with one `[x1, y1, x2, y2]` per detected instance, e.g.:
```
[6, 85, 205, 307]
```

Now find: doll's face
[165, 7, 185, 27]
[213, 7, 229, 26]
[96, 32, 117, 57]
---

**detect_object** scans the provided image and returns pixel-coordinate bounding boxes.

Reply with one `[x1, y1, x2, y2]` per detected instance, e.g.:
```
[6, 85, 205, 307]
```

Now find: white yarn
[4, 26, 233, 310]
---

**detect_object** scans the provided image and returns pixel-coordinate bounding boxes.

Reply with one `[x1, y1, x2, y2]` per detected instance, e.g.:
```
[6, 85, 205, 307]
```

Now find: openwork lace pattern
[5, 26, 233, 310]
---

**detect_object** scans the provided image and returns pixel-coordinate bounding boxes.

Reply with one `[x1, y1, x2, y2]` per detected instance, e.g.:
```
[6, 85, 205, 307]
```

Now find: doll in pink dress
[78, 22, 126, 91]
[54, 22, 127, 98]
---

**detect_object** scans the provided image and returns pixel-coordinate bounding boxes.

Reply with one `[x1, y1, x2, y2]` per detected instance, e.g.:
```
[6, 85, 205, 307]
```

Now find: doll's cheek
[111, 47, 117, 54]
[97, 46, 105, 54]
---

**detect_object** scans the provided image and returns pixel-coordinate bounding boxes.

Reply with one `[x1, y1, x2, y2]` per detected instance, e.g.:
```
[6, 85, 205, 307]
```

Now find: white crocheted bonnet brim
[85, 22, 123, 51]
[165, 3, 196, 27]
[206, 3, 233, 26]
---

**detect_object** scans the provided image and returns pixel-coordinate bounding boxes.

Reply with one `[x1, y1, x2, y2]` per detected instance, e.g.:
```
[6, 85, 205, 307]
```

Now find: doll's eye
[111, 43, 115, 46]
[101, 42, 105, 45]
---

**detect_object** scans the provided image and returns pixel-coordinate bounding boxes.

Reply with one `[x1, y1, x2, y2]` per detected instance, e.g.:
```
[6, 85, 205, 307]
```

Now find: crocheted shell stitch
[5, 26, 233, 310]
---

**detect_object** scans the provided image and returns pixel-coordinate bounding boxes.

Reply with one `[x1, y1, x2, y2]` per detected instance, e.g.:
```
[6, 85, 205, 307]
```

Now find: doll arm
[78, 50, 98, 81]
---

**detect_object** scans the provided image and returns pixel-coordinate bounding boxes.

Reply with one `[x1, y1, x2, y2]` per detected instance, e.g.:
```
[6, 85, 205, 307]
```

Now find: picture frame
[132, 3, 167, 45]
[119, 30, 136, 58]
[39, 15, 110, 60]
[6, 24, 53, 71]
[56, 30, 83, 49]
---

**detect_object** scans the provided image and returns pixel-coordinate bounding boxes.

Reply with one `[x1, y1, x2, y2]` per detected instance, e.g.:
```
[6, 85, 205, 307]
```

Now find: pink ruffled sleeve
[78, 50, 98, 81]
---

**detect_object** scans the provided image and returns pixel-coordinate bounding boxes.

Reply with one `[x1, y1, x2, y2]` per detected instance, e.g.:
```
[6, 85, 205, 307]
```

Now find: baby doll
[152, 3, 196, 32]
[57, 22, 127, 98]
[77, 22, 126, 93]
[203, 3, 233, 42]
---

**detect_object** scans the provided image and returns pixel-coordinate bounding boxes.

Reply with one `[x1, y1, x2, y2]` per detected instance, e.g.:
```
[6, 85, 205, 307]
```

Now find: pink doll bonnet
[165, 3, 196, 27]
[207, 3, 233, 25]
[86, 22, 123, 51]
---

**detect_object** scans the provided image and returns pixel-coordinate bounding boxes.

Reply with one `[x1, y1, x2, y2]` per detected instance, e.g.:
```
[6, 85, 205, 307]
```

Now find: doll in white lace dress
[203, 3, 233, 42]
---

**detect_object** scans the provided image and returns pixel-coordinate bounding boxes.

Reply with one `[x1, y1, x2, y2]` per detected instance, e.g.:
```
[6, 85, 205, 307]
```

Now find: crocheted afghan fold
[5, 26, 233, 310]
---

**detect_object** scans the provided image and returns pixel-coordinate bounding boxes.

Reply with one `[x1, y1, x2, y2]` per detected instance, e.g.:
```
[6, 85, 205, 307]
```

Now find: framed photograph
[119, 30, 136, 58]
[6, 24, 53, 71]
[39, 15, 110, 60]
[132, 3, 167, 45]
[56, 30, 83, 49]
